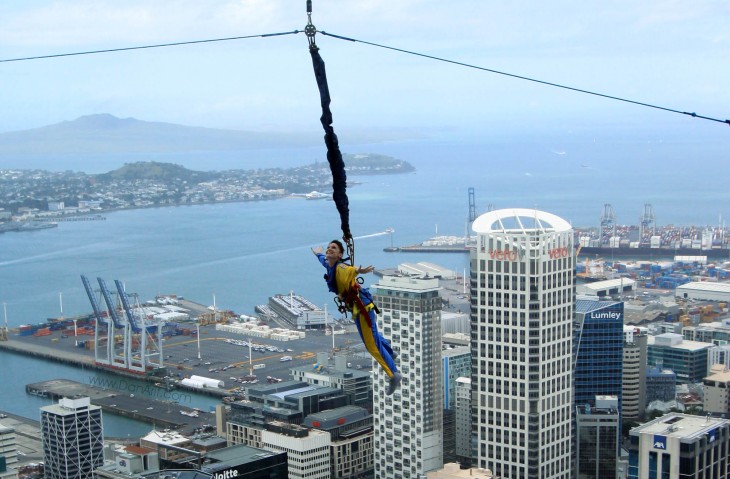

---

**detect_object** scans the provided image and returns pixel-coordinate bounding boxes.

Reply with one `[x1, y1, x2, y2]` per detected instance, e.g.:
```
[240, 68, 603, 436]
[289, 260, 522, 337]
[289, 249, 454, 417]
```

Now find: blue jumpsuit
[316, 253, 398, 378]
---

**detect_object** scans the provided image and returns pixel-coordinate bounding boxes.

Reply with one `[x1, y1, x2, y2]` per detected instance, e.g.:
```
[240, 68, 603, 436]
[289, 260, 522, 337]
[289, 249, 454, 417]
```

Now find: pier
[26, 379, 211, 433]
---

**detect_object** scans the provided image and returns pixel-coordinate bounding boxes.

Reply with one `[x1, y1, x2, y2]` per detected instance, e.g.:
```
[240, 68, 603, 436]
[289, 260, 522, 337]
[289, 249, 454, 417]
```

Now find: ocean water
[0, 134, 727, 430]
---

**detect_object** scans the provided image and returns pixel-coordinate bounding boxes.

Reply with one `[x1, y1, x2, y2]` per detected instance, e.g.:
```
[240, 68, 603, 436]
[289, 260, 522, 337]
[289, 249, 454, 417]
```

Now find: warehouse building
[676, 282, 730, 302]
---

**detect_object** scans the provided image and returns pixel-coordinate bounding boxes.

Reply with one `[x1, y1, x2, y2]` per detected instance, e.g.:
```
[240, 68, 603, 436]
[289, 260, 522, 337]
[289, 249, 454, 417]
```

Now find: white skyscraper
[372, 275, 443, 479]
[40, 396, 104, 479]
[471, 208, 573, 479]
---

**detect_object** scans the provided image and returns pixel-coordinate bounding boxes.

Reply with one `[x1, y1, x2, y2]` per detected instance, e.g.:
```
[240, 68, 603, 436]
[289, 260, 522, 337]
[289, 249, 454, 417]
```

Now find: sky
[0, 0, 728, 141]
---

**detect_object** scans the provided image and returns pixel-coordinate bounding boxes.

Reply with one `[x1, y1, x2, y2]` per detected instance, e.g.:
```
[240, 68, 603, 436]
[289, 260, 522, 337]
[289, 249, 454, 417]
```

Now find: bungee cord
[305, 0, 354, 263]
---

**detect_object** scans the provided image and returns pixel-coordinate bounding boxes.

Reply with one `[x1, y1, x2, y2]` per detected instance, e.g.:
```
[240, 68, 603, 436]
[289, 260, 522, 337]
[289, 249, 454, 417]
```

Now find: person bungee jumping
[312, 240, 402, 395]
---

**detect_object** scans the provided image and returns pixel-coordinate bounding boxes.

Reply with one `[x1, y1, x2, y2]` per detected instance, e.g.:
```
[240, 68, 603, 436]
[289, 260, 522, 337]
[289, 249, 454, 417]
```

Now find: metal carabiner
[345, 236, 355, 268]
[305, 0, 317, 49]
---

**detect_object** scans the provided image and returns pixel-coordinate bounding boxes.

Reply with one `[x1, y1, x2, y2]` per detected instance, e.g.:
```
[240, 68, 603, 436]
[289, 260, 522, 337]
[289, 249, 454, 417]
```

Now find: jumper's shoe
[386, 372, 402, 396]
[390, 350, 399, 361]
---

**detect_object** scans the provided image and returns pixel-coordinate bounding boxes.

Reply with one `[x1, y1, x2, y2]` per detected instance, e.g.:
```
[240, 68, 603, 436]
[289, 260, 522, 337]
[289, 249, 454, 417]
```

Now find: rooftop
[632, 413, 729, 440]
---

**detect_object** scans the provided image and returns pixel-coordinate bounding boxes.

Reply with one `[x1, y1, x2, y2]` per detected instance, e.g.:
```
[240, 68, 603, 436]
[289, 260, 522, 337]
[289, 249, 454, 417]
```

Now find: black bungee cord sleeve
[310, 45, 352, 242]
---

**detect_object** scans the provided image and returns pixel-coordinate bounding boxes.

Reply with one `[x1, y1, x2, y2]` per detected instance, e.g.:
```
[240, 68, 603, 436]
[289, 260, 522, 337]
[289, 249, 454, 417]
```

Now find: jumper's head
[326, 240, 344, 263]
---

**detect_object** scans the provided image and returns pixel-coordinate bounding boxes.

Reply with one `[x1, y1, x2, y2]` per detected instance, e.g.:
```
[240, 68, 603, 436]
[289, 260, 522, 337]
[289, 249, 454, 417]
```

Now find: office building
[426, 463, 495, 478]
[261, 423, 330, 479]
[704, 365, 730, 415]
[95, 445, 160, 478]
[224, 382, 362, 478]
[683, 319, 730, 345]
[134, 443, 288, 479]
[140, 430, 192, 464]
[623, 327, 648, 420]
[575, 396, 620, 479]
[646, 365, 676, 404]
[648, 333, 713, 383]
[707, 344, 730, 371]
[201, 444, 288, 479]
[302, 406, 374, 478]
[443, 346, 471, 411]
[40, 396, 104, 479]
[290, 354, 372, 408]
[372, 274, 443, 478]
[441, 346, 470, 465]
[471, 208, 574, 479]
[574, 298, 624, 408]
[454, 377, 472, 466]
[0, 425, 18, 479]
[628, 413, 730, 478]
[0, 425, 17, 470]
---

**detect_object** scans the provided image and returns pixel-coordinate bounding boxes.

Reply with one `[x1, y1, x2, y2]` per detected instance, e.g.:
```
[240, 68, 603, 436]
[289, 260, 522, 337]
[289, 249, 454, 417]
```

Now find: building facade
[0, 425, 17, 470]
[623, 327, 648, 420]
[628, 413, 730, 478]
[290, 356, 372, 408]
[648, 333, 713, 383]
[261, 424, 331, 479]
[574, 299, 624, 408]
[704, 367, 730, 415]
[707, 344, 730, 372]
[0, 425, 18, 479]
[646, 365, 677, 404]
[574, 396, 620, 479]
[40, 396, 104, 479]
[442, 346, 471, 411]
[454, 377, 472, 466]
[302, 406, 374, 478]
[372, 274, 443, 479]
[470, 208, 574, 479]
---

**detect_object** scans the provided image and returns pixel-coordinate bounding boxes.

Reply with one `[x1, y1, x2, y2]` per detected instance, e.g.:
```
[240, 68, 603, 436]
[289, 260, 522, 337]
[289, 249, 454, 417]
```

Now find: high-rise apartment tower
[372, 275, 443, 479]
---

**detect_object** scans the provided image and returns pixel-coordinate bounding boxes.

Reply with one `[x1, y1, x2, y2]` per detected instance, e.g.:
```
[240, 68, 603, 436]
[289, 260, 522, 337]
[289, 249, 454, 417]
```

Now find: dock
[26, 379, 211, 433]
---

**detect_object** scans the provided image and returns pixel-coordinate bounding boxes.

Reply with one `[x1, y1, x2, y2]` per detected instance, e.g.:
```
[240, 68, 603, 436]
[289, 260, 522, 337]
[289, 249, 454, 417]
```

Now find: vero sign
[488, 247, 570, 261]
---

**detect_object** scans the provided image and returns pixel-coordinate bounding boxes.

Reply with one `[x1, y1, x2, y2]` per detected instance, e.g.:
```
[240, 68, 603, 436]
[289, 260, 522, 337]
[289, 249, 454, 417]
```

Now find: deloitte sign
[211, 470, 238, 479]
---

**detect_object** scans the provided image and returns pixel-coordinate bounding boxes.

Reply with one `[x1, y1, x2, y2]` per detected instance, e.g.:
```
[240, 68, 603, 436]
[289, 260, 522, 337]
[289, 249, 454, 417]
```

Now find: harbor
[0, 285, 385, 432]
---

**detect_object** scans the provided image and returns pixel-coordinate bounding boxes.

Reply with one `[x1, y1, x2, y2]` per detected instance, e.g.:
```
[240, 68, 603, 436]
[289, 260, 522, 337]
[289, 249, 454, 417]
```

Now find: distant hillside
[93, 155, 414, 184]
[0, 114, 318, 156]
[95, 161, 216, 183]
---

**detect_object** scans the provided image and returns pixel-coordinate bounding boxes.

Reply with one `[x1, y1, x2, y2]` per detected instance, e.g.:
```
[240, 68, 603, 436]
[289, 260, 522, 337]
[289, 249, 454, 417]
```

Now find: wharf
[0, 306, 375, 398]
[389, 245, 472, 253]
[26, 379, 212, 434]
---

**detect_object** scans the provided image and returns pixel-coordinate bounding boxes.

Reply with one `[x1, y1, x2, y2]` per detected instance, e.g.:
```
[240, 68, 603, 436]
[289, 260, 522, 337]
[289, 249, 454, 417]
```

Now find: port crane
[80, 275, 130, 369]
[115, 279, 164, 373]
[640, 203, 656, 241]
[81, 275, 164, 373]
[97, 277, 131, 370]
[600, 203, 616, 244]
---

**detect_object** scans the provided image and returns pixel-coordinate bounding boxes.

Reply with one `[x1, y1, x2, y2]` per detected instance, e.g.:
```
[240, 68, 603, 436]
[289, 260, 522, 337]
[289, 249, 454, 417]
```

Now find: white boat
[305, 191, 329, 200]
